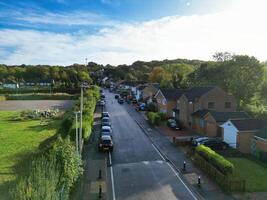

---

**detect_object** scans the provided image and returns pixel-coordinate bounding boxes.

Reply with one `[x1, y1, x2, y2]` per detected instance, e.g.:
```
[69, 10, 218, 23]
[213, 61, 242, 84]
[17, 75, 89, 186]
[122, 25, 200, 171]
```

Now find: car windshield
[102, 139, 111, 144]
[102, 118, 109, 123]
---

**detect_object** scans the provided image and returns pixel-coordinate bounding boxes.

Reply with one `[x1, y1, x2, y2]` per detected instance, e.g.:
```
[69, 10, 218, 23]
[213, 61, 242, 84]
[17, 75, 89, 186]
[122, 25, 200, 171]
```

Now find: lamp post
[74, 111, 81, 153]
[79, 82, 90, 154]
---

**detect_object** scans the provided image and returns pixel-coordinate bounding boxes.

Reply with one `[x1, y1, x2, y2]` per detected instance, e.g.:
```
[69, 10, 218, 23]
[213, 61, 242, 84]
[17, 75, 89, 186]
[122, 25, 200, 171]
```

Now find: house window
[225, 102, 231, 109]
[208, 102, 215, 109]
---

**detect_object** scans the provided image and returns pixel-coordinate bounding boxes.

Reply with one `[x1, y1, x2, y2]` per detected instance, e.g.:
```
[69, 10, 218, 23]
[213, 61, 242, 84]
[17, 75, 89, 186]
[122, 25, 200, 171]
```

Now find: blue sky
[0, 0, 266, 65]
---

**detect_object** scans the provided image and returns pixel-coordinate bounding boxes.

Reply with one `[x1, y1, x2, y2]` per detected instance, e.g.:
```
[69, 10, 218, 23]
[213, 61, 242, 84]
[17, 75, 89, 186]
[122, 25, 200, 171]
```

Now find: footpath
[125, 104, 233, 200]
[72, 106, 108, 200]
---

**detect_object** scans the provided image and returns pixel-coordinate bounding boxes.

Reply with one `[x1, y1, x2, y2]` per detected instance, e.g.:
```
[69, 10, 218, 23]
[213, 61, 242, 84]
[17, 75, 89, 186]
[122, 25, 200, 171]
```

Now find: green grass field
[228, 157, 267, 192]
[0, 111, 61, 199]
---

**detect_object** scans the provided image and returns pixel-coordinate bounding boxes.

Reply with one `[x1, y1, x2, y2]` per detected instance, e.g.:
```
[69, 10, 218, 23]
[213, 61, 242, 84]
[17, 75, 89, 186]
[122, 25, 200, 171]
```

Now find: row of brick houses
[123, 83, 267, 156]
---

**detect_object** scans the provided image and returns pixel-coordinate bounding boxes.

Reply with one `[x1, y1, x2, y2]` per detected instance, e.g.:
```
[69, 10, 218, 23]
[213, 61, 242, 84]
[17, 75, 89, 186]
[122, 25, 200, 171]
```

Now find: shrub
[0, 95, 6, 101]
[147, 112, 161, 126]
[196, 145, 234, 174]
[147, 103, 157, 112]
[13, 138, 83, 200]
[158, 112, 167, 121]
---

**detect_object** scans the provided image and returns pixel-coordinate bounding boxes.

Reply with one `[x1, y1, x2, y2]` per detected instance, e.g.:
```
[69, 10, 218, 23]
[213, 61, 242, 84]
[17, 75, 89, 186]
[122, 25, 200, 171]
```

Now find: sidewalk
[71, 107, 108, 200]
[126, 104, 233, 200]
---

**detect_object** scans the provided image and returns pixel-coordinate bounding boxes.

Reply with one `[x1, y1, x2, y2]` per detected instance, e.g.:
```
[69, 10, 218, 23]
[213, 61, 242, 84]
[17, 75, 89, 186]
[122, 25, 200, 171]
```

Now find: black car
[118, 98, 124, 104]
[98, 135, 113, 152]
[167, 119, 181, 130]
[115, 94, 119, 99]
[201, 139, 229, 150]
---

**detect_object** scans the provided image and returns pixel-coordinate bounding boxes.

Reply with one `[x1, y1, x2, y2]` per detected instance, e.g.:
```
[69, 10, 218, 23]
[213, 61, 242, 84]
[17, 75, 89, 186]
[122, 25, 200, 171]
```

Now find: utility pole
[74, 111, 80, 154]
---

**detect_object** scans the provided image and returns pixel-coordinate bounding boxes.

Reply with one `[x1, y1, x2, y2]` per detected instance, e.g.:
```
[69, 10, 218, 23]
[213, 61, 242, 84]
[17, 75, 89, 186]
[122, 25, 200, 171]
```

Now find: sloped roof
[230, 119, 263, 132]
[209, 111, 250, 123]
[255, 128, 267, 140]
[161, 89, 185, 101]
[191, 109, 209, 118]
[184, 86, 215, 102]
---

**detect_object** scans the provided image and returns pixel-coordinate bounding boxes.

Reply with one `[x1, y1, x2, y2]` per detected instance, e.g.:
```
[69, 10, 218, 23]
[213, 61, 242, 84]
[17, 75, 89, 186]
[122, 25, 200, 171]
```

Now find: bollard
[98, 185, 102, 199]
[98, 169, 102, 179]
[183, 161, 186, 171]
[198, 176, 201, 187]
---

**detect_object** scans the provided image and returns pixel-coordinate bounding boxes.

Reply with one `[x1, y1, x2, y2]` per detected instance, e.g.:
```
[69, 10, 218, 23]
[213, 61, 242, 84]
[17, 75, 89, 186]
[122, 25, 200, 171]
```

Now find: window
[225, 102, 231, 109]
[208, 102, 215, 109]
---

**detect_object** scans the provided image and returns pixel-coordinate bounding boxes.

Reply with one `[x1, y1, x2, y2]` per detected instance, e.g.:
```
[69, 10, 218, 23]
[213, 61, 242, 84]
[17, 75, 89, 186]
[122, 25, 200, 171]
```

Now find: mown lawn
[228, 157, 267, 192]
[0, 111, 61, 199]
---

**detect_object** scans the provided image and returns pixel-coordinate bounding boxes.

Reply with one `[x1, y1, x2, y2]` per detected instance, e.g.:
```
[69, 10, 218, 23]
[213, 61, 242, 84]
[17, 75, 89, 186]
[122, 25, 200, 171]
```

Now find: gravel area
[0, 100, 74, 111]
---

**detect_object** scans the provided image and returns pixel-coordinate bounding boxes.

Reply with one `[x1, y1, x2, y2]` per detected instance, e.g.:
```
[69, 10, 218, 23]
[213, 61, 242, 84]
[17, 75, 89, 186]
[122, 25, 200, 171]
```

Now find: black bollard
[198, 176, 201, 187]
[98, 169, 102, 179]
[99, 185, 102, 199]
[183, 161, 186, 171]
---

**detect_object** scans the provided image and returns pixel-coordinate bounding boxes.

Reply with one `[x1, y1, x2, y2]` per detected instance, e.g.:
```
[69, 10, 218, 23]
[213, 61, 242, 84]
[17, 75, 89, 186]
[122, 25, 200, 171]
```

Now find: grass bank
[0, 111, 61, 199]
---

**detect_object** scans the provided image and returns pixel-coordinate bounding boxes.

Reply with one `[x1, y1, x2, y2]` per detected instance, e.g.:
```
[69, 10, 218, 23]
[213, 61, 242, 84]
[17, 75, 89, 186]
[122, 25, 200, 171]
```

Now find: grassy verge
[0, 111, 61, 199]
[5, 93, 77, 100]
[227, 157, 267, 192]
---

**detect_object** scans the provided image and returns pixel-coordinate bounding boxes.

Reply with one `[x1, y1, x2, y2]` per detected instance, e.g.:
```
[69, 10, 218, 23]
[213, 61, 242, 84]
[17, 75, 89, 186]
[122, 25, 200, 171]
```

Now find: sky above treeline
[0, 0, 266, 66]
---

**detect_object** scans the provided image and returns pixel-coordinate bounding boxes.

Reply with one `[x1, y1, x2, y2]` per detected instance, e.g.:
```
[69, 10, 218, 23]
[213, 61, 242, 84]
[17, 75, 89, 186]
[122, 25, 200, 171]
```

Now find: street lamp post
[79, 82, 90, 154]
[74, 111, 81, 153]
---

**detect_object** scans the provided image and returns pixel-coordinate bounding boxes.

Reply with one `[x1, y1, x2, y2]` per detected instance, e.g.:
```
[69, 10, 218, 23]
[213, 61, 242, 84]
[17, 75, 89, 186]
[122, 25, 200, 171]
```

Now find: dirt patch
[0, 100, 74, 111]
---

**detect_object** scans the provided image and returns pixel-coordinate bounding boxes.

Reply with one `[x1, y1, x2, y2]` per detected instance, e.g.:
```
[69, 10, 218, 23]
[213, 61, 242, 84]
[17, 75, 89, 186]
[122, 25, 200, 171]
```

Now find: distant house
[191, 110, 249, 137]
[221, 119, 264, 153]
[177, 86, 237, 127]
[154, 88, 185, 117]
[142, 83, 160, 103]
[3, 81, 18, 89]
[135, 84, 147, 100]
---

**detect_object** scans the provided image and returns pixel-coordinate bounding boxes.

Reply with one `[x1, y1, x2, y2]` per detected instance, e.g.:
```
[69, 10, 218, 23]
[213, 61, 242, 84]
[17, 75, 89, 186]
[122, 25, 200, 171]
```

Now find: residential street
[104, 90, 198, 200]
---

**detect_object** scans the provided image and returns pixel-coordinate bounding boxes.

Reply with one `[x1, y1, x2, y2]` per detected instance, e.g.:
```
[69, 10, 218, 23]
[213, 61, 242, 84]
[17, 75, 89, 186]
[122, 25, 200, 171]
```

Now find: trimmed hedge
[6, 93, 77, 100]
[196, 145, 234, 175]
[147, 112, 161, 126]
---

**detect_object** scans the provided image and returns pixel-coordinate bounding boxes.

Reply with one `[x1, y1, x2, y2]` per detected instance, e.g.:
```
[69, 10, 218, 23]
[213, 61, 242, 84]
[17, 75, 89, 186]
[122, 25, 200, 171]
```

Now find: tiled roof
[191, 109, 209, 118]
[230, 119, 263, 132]
[184, 86, 215, 102]
[161, 89, 185, 101]
[209, 111, 250, 123]
[255, 128, 267, 140]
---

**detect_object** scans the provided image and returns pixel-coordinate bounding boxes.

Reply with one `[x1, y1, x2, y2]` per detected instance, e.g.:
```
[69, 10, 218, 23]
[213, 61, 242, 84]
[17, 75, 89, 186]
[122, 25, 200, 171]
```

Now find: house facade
[154, 88, 184, 117]
[142, 83, 160, 103]
[177, 86, 237, 127]
[221, 119, 263, 153]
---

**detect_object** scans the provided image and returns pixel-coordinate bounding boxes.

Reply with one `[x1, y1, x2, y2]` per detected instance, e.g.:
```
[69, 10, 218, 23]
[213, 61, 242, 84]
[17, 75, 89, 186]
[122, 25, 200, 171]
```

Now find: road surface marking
[151, 143, 166, 161]
[109, 152, 116, 200]
[166, 162, 198, 200]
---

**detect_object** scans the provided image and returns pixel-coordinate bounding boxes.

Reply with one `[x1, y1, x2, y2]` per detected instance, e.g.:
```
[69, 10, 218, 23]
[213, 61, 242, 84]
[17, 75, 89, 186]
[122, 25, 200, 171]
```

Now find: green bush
[147, 112, 161, 126]
[196, 145, 234, 174]
[158, 112, 167, 121]
[13, 138, 83, 200]
[0, 95, 6, 101]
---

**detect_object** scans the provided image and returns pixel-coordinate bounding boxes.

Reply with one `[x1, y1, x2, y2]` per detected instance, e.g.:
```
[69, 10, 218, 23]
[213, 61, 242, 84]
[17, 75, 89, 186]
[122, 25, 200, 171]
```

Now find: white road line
[151, 143, 166, 161]
[166, 162, 198, 200]
[109, 152, 116, 200]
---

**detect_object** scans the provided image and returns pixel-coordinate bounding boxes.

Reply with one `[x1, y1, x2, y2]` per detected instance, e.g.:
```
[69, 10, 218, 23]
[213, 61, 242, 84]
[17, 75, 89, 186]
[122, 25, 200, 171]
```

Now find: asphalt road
[104, 90, 198, 200]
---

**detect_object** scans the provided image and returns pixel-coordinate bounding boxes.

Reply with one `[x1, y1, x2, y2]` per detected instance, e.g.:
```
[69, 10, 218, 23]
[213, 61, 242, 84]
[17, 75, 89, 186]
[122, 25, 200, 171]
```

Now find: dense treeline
[0, 64, 92, 88]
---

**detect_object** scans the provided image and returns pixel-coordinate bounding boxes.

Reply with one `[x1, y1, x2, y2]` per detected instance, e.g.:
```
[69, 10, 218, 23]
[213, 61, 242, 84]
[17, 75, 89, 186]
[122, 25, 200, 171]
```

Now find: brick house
[177, 86, 237, 127]
[154, 88, 185, 117]
[191, 110, 249, 137]
[142, 83, 160, 103]
[221, 119, 265, 153]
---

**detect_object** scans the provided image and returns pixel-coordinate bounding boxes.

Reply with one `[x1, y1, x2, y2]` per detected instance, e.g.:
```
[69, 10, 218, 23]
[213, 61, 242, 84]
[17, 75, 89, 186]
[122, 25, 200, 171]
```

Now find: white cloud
[0, 0, 267, 65]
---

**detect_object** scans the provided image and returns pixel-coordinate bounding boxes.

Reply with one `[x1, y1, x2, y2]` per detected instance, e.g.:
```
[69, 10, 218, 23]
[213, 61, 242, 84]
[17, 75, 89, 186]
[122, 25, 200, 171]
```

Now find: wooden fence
[193, 153, 246, 192]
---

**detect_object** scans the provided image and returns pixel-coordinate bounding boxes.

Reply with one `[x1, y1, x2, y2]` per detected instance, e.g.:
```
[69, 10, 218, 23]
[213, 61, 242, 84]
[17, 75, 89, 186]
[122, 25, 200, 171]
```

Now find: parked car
[98, 135, 113, 152]
[201, 139, 229, 150]
[101, 94, 105, 99]
[135, 103, 146, 111]
[115, 94, 119, 99]
[132, 98, 137, 104]
[102, 117, 111, 126]
[102, 111, 109, 118]
[167, 119, 181, 130]
[118, 98, 124, 104]
[101, 126, 112, 137]
[98, 100, 105, 106]
[191, 136, 210, 146]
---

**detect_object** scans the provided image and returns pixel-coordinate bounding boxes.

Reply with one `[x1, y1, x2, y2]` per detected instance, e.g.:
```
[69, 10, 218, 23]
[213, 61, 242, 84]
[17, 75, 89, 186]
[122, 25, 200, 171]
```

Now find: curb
[126, 107, 204, 200]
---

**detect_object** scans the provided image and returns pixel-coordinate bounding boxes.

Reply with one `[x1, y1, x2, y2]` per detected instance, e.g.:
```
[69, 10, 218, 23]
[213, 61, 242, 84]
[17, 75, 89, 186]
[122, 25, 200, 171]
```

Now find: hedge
[196, 145, 234, 175]
[147, 112, 161, 126]
[13, 138, 83, 200]
[5, 93, 77, 100]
